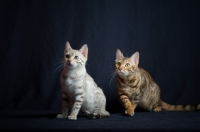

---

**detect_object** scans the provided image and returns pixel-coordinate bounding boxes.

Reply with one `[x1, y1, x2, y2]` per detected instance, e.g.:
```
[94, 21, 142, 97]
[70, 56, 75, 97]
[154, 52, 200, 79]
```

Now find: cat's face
[115, 58, 135, 77]
[115, 49, 139, 77]
[63, 42, 88, 69]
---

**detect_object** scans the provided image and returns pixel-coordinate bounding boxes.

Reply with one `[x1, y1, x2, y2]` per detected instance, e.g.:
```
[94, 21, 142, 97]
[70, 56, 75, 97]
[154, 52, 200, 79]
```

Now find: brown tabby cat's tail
[161, 101, 200, 111]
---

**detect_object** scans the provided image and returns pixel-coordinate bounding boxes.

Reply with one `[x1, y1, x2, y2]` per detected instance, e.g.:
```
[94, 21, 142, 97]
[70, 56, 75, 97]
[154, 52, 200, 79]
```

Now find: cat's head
[63, 41, 88, 69]
[115, 49, 139, 77]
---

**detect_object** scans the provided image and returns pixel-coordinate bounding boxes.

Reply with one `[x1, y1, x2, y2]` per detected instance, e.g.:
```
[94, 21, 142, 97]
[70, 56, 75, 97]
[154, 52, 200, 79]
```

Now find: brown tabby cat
[115, 49, 200, 116]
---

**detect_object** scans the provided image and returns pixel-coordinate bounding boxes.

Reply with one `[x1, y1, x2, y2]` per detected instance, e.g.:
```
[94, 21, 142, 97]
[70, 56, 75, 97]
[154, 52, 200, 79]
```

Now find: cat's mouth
[117, 70, 127, 76]
[116, 69, 123, 73]
[67, 62, 72, 66]
[117, 71, 124, 74]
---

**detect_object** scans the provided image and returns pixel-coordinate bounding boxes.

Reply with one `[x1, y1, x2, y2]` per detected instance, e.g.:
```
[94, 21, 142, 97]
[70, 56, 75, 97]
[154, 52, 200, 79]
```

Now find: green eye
[116, 62, 120, 67]
[125, 63, 130, 67]
[74, 56, 79, 60]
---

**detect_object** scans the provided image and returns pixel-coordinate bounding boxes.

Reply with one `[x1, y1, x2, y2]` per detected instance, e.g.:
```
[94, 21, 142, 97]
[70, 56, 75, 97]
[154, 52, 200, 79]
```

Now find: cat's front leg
[68, 92, 85, 120]
[57, 93, 69, 119]
[119, 95, 135, 116]
[126, 93, 142, 116]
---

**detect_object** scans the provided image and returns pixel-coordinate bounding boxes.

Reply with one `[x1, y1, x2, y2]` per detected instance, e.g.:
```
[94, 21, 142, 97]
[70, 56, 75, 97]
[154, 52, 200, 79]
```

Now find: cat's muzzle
[67, 62, 72, 66]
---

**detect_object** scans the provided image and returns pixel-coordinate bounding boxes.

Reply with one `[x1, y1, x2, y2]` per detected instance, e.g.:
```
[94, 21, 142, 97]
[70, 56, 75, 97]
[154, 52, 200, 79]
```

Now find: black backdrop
[1, 0, 200, 117]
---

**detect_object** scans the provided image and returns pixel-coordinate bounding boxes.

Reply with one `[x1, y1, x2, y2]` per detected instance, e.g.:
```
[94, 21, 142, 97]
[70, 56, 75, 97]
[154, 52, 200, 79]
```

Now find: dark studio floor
[0, 110, 200, 132]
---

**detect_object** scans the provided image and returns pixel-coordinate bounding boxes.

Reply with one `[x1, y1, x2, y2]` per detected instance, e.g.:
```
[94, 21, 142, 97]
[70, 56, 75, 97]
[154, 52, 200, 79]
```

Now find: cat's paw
[127, 112, 134, 116]
[125, 109, 134, 116]
[68, 115, 77, 120]
[153, 107, 162, 112]
[56, 114, 67, 119]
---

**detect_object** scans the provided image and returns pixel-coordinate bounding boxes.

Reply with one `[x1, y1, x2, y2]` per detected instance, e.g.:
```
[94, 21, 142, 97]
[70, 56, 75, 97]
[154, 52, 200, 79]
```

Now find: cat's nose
[68, 59, 72, 63]
[118, 68, 122, 71]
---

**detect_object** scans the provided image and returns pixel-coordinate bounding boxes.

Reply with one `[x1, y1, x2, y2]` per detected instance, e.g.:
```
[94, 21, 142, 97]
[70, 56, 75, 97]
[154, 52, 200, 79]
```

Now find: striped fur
[115, 49, 200, 116]
[57, 42, 109, 120]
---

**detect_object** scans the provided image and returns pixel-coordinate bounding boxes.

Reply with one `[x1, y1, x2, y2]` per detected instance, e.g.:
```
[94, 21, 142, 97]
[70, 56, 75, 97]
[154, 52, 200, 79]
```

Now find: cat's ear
[116, 49, 124, 60]
[130, 52, 139, 65]
[79, 44, 88, 59]
[64, 41, 72, 53]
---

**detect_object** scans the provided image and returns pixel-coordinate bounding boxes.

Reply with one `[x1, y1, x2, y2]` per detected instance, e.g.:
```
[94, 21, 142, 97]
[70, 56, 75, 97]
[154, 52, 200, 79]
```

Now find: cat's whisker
[52, 61, 65, 67]
[102, 70, 116, 75]
[58, 64, 65, 72]
[107, 72, 116, 80]
[108, 71, 116, 81]
[53, 63, 65, 74]
[107, 66, 114, 69]
[109, 72, 117, 87]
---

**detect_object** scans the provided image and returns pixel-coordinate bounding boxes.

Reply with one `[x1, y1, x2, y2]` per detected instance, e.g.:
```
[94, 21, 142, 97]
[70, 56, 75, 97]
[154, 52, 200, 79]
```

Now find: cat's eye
[125, 63, 130, 67]
[74, 56, 79, 60]
[116, 62, 120, 67]
[65, 54, 70, 58]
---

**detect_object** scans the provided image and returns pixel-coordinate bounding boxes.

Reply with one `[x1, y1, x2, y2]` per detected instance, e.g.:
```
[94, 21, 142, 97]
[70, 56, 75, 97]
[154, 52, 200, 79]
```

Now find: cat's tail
[88, 109, 110, 119]
[161, 101, 200, 111]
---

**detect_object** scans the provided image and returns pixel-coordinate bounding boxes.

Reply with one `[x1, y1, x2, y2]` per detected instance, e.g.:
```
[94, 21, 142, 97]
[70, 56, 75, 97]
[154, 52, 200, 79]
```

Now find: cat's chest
[119, 80, 140, 97]
[61, 68, 85, 83]
[61, 77, 84, 100]
[122, 86, 135, 93]
[60, 70, 85, 94]
[61, 76, 84, 89]
[65, 77, 74, 85]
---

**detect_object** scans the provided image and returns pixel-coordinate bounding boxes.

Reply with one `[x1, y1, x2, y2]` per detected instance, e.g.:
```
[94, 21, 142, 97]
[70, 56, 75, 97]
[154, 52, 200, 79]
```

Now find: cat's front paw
[68, 115, 77, 120]
[127, 112, 134, 116]
[57, 114, 67, 119]
[125, 109, 134, 116]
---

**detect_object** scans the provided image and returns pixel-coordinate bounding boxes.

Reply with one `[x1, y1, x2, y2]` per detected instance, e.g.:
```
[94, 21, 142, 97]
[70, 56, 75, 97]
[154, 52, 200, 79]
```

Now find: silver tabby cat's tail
[80, 109, 110, 119]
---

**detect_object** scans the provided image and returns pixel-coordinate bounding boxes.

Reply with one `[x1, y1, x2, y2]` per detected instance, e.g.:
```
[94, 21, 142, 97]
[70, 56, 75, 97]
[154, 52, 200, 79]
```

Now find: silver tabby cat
[57, 42, 110, 120]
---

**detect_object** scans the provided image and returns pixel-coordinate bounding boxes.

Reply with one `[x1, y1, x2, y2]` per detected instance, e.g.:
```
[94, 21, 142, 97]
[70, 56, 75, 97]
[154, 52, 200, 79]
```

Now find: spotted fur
[115, 49, 200, 116]
[57, 42, 109, 120]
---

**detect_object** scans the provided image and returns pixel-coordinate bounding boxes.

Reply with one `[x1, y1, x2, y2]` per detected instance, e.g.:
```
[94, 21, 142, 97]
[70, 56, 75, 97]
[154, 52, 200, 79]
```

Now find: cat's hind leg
[153, 106, 162, 112]
[152, 102, 162, 112]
